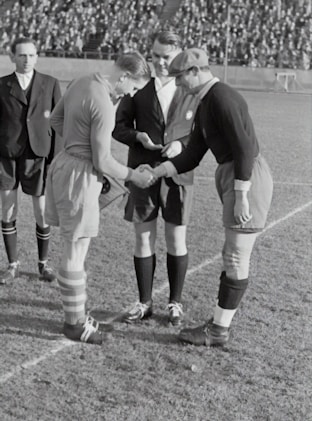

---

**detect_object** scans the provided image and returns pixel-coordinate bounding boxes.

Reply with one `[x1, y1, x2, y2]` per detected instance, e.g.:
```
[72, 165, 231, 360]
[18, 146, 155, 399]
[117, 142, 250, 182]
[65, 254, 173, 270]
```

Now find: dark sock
[134, 255, 156, 303]
[2, 220, 17, 263]
[218, 271, 249, 309]
[36, 224, 51, 262]
[167, 253, 188, 303]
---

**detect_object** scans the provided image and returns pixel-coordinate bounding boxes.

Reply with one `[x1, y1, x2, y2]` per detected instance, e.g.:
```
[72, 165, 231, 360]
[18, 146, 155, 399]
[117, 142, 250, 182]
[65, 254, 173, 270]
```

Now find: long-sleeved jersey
[171, 81, 260, 181]
[50, 73, 129, 180]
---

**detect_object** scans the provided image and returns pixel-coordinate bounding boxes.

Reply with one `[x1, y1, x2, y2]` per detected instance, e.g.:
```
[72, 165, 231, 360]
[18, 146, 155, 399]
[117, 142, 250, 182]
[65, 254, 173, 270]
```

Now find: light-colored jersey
[50, 73, 128, 180]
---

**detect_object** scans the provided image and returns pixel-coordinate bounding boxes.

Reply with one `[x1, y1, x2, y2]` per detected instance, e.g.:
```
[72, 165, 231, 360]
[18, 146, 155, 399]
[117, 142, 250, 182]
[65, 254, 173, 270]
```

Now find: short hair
[152, 31, 182, 49]
[115, 51, 151, 80]
[11, 37, 38, 54]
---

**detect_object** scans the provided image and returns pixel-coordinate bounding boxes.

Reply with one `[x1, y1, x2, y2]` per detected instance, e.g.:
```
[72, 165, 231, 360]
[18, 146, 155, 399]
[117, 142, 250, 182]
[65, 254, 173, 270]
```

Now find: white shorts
[45, 150, 102, 241]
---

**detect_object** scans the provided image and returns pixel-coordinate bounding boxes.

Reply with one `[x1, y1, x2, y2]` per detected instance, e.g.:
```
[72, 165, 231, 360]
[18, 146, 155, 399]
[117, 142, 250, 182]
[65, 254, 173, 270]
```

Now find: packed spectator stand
[0, 0, 311, 69]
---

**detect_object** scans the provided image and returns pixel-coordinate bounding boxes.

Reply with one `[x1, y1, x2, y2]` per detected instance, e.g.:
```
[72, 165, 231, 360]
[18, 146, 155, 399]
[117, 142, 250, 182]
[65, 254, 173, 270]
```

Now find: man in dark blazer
[0, 37, 61, 284]
[113, 31, 202, 326]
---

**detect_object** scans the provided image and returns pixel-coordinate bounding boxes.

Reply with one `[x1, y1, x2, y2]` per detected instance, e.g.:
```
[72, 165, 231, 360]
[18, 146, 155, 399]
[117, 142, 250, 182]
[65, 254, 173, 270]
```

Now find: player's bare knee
[222, 247, 250, 280]
[166, 240, 187, 256]
[1, 203, 18, 222]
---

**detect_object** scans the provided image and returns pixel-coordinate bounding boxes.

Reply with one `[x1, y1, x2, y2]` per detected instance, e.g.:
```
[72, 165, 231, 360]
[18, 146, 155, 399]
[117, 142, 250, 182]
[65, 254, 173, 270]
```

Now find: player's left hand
[161, 141, 182, 158]
[234, 192, 252, 225]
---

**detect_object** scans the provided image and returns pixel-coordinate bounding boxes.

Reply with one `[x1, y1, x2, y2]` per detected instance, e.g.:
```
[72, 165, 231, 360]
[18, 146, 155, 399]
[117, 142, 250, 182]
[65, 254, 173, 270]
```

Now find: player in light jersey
[45, 52, 153, 344]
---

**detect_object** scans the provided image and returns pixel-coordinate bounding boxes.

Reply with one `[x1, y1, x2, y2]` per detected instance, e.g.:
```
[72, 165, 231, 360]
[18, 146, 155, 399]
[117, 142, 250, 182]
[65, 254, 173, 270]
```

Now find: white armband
[234, 179, 251, 191]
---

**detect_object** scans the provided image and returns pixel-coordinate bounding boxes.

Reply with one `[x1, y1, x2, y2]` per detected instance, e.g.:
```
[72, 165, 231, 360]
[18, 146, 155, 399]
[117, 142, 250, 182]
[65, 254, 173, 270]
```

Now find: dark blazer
[0, 70, 61, 162]
[113, 78, 200, 186]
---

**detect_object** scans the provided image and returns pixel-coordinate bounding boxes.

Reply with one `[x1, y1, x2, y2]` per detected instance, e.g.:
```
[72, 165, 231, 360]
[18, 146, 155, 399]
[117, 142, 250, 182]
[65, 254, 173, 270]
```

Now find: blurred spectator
[0, 0, 311, 69]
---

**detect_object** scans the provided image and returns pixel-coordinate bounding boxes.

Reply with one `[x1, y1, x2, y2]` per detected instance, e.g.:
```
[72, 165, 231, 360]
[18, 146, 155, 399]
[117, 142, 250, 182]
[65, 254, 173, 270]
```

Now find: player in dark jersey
[149, 48, 273, 347]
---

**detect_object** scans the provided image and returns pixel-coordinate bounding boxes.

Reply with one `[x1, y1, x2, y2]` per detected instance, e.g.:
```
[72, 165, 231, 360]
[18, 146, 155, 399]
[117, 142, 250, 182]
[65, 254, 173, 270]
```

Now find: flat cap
[168, 48, 209, 76]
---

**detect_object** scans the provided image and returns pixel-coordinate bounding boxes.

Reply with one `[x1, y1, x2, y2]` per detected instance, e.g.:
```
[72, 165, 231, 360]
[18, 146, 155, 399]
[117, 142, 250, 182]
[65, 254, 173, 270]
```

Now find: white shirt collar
[154, 76, 175, 92]
[15, 70, 34, 89]
[154, 77, 177, 123]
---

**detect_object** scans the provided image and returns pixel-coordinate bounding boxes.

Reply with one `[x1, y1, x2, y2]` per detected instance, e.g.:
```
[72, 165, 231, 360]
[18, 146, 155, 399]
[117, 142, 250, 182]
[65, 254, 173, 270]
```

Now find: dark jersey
[171, 82, 260, 181]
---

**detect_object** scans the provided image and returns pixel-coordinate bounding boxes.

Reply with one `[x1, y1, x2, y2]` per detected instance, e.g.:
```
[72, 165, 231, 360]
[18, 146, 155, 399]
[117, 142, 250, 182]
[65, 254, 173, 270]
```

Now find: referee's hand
[136, 132, 163, 151]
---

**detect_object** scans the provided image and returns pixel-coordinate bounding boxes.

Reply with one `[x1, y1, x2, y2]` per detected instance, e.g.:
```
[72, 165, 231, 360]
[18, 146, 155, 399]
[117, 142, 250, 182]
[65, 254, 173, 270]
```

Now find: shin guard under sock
[2, 220, 17, 263]
[217, 271, 249, 310]
[167, 253, 188, 303]
[134, 255, 156, 303]
[36, 224, 51, 262]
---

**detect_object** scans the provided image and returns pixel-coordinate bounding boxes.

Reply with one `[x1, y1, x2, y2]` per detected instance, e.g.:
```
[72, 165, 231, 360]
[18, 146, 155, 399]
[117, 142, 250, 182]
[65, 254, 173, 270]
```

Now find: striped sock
[2, 220, 17, 263]
[58, 269, 87, 325]
[36, 224, 51, 262]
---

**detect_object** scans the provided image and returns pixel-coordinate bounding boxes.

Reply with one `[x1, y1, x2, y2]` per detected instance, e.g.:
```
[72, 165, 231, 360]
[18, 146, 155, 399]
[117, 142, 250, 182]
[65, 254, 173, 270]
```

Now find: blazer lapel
[28, 71, 44, 114]
[7, 74, 28, 105]
[166, 87, 181, 124]
[150, 79, 165, 126]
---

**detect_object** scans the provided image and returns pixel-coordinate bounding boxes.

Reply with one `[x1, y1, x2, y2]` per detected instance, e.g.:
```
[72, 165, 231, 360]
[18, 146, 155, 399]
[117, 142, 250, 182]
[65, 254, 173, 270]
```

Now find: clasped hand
[234, 192, 253, 225]
[130, 164, 158, 189]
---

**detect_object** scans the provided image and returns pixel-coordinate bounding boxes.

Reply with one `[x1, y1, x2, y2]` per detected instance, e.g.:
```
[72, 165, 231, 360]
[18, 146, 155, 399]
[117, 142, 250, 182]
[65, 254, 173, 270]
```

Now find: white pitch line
[272, 181, 312, 186]
[153, 198, 312, 296]
[0, 339, 73, 385]
[113, 198, 312, 304]
[1, 198, 312, 384]
[262, 199, 312, 233]
[195, 176, 312, 187]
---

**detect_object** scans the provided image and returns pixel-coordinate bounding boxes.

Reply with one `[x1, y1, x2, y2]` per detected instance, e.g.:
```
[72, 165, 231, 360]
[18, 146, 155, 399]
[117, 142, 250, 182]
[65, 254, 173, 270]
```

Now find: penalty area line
[1, 199, 311, 384]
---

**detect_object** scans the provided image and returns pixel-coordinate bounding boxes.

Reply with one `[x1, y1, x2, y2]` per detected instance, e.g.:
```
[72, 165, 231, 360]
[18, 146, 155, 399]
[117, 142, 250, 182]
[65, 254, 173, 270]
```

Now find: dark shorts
[215, 154, 273, 232]
[125, 177, 193, 226]
[0, 147, 48, 196]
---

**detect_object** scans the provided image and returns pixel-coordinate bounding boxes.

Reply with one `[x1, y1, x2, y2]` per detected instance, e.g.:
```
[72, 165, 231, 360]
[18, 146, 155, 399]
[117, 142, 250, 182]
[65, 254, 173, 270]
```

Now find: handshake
[130, 164, 160, 189]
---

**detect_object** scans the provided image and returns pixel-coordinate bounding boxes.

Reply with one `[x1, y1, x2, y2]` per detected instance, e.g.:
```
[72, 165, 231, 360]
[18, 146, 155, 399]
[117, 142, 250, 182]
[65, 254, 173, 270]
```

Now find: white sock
[213, 304, 237, 328]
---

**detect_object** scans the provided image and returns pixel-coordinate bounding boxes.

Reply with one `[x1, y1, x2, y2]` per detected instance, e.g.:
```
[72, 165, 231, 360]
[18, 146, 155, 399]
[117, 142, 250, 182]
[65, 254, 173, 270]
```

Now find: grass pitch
[0, 91, 311, 421]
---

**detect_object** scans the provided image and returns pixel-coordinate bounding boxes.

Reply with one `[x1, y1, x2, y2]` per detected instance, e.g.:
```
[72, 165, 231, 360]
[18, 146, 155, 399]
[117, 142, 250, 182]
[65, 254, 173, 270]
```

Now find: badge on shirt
[44, 110, 51, 118]
[185, 110, 193, 120]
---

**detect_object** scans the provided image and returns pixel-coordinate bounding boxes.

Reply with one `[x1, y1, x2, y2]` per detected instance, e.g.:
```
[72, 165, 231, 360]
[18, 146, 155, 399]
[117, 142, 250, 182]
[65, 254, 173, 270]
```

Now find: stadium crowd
[0, 0, 311, 69]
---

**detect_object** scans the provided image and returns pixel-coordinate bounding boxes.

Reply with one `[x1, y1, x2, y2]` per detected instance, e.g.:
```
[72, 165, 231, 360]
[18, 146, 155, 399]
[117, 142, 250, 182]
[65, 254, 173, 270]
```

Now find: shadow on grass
[0, 312, 63, 340]
[0, 269, 37, 279]
[89, 308, 121, 322]
[1, 311, 182, 345]
[18, 270, 41, 278]
[90, 308, 183, 344]
[18, 270, 59, 285]
[90, 308, 172, 327]
[0, 269, 59, 284]
[112, 327, 182, 346]
[0, 296, 62, 311]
